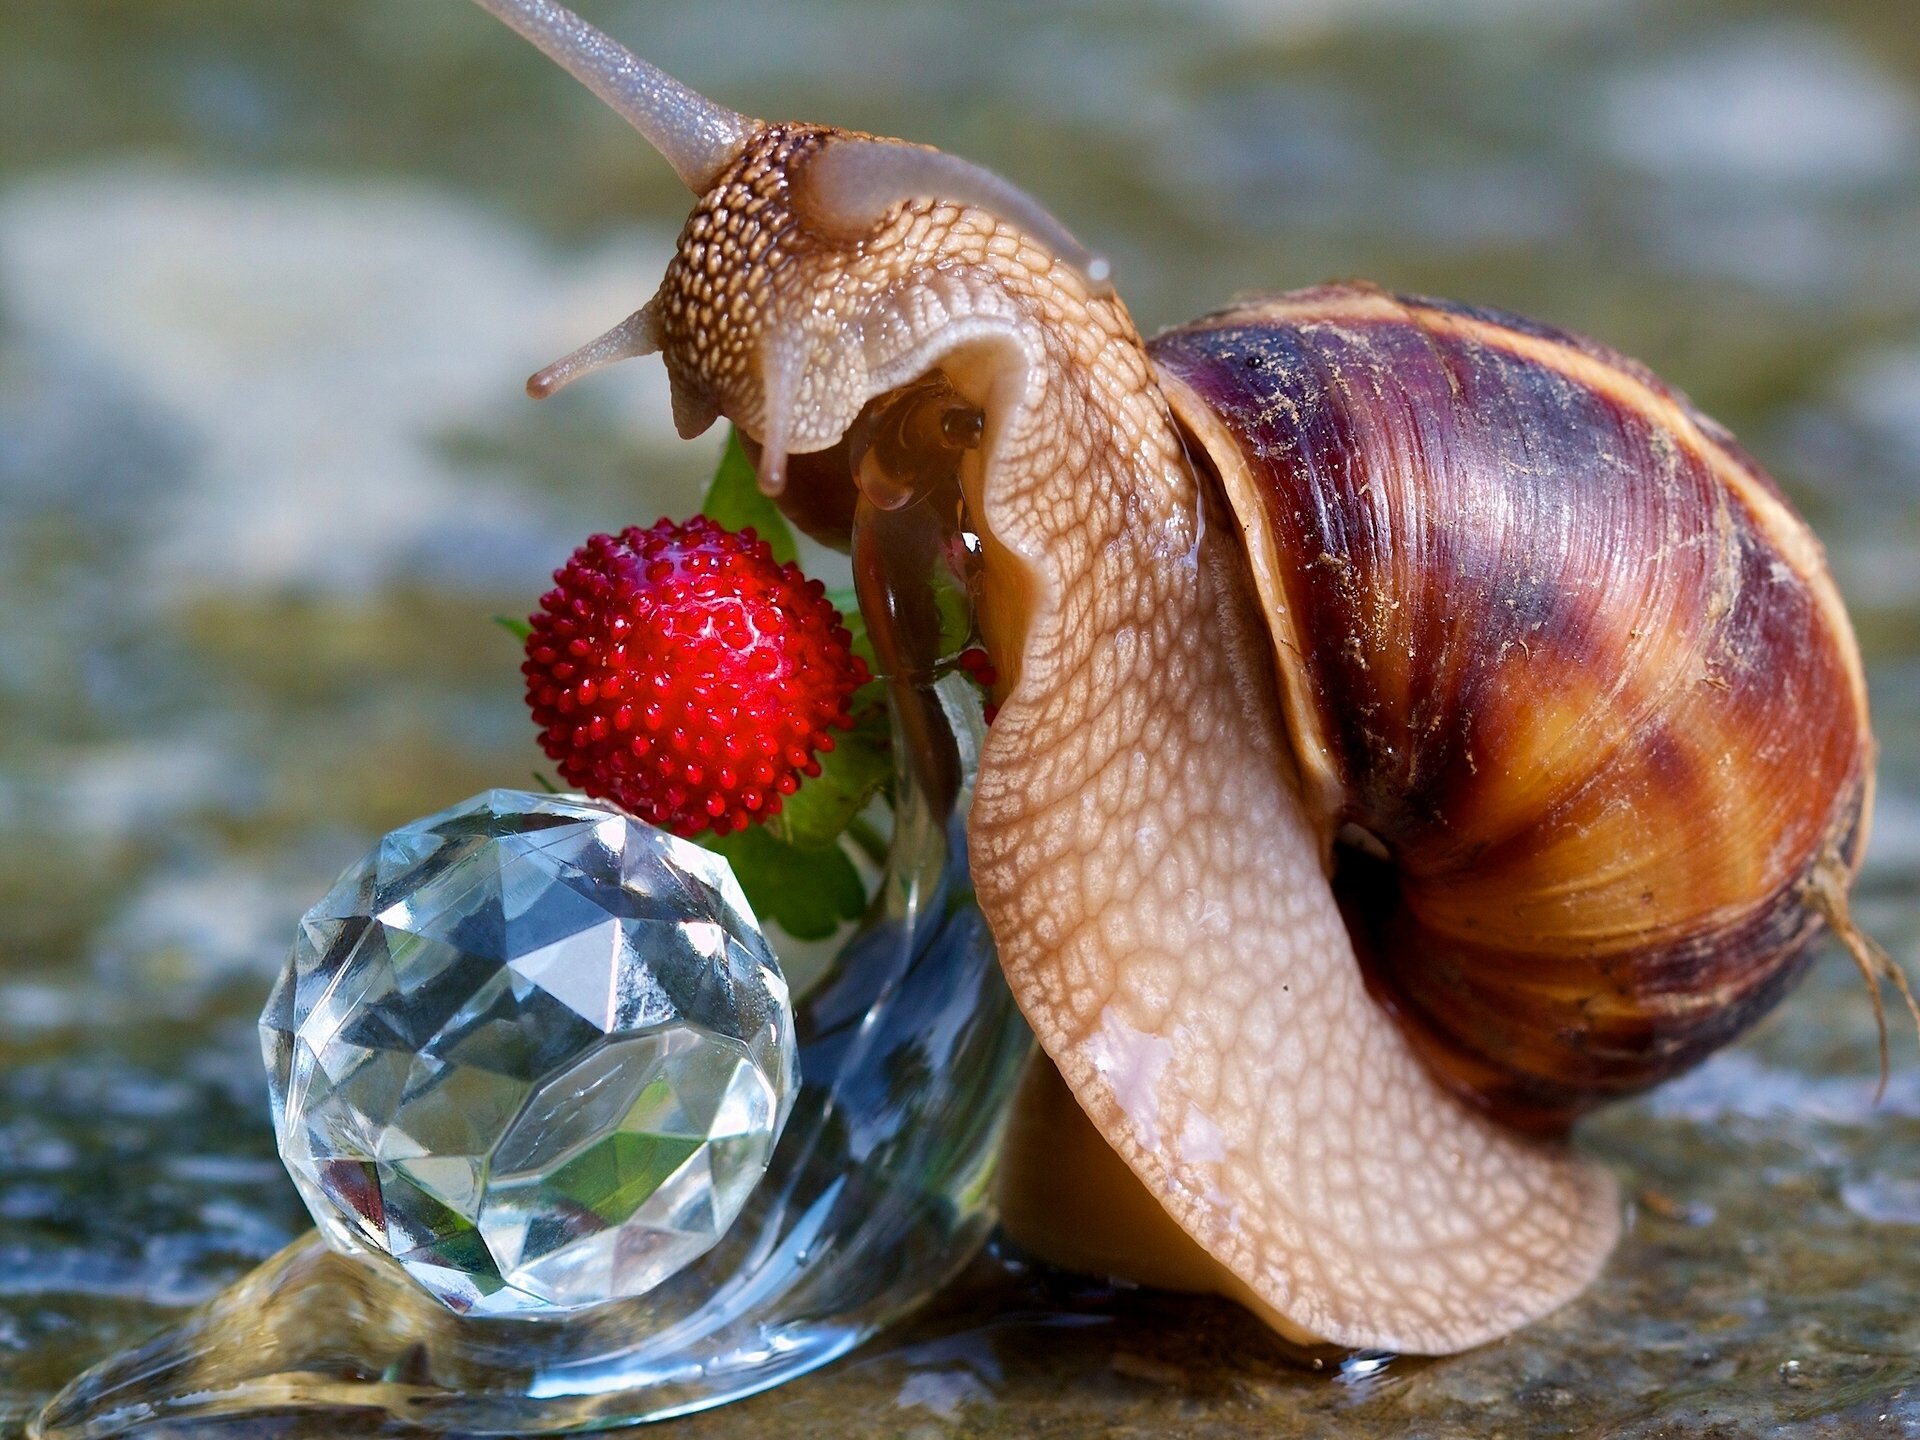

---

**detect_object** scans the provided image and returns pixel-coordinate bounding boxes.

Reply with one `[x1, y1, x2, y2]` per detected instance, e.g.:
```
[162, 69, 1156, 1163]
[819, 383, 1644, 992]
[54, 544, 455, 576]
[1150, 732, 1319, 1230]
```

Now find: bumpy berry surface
[523, 517, 869, 837]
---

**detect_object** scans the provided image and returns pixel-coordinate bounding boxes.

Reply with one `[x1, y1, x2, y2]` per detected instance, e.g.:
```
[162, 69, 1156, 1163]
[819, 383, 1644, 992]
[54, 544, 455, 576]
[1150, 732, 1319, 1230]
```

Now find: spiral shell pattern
[1153, 283, 1872, 1128]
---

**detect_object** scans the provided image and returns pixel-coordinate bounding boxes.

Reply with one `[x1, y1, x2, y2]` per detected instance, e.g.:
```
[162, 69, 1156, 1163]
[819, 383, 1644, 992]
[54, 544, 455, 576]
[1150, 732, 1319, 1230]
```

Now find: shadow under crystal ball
[259, 790, 797, 1317]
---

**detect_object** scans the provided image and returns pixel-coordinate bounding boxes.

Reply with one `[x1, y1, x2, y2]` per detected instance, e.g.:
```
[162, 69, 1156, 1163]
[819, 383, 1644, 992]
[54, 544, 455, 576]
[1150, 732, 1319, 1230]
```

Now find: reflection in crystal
[258, 790, 795, 1316]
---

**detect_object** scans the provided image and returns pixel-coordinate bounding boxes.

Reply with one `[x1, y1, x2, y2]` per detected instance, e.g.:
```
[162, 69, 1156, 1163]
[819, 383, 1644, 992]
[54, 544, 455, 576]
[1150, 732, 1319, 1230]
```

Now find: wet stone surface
[2, 0, 1918, 1435]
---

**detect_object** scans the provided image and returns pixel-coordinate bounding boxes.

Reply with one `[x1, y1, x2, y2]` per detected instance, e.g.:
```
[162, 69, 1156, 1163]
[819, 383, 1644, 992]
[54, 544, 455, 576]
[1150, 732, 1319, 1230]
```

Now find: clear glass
[259, 790, 800, 1318]
[32, 677, 1033, 1437]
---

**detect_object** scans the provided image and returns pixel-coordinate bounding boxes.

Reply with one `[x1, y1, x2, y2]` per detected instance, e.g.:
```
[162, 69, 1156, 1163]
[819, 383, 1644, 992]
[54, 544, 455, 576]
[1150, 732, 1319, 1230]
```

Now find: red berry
[955, 647, 998, 689]
[955, 646, 999, 725]
[523, 517, 869, 837]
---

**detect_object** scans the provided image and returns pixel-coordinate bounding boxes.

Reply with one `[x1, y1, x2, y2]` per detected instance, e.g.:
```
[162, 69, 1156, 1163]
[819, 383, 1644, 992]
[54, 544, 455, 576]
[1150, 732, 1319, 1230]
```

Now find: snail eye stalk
[525, 304, 661, 399]
[467, 0, 756, 192]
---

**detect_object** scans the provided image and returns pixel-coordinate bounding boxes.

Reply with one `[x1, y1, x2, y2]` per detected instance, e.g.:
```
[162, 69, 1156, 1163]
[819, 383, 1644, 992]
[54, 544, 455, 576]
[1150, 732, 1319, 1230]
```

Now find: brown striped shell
[1152, 282, 1873, 1131]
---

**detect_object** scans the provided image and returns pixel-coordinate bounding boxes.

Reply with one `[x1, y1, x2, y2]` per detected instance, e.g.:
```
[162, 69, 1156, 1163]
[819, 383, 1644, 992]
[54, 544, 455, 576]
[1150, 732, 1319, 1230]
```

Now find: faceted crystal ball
[259, 790, 796, 1317]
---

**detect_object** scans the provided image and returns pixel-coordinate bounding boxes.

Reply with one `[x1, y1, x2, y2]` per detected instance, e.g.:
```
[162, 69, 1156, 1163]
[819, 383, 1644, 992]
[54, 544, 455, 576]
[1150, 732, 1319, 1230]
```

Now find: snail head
[479, 0, 1110, 515]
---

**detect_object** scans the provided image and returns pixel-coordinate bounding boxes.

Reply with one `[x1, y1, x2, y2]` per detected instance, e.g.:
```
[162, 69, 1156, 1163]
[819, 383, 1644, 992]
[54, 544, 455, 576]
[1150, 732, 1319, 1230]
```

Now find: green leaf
[700, 427, 797, 564]
[698, 824, 866, 941]
[493, 614, 533, 641]
[769, 706, 892, 852]
[931, 569, 974, 656]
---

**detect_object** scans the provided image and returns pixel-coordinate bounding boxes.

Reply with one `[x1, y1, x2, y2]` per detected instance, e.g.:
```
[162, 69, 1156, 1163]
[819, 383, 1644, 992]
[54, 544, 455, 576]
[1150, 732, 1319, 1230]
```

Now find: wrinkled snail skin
[1152, 285, 1873, 1131]
[465, 0, 1874, 1361]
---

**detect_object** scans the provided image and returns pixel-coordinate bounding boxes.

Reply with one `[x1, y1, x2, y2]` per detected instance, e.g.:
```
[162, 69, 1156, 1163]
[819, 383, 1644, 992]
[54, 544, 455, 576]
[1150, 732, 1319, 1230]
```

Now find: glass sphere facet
[259, 790, 796, 1317]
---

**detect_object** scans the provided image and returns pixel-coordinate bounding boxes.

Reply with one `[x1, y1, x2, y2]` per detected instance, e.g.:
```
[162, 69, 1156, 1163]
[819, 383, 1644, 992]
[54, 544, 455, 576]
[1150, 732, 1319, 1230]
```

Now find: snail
[467, 0, 1899, 1356]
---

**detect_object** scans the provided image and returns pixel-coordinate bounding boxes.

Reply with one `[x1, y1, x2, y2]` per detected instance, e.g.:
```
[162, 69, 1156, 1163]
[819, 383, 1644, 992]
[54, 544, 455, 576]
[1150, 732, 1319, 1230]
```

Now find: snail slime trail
[466, 0, 1884, 1356]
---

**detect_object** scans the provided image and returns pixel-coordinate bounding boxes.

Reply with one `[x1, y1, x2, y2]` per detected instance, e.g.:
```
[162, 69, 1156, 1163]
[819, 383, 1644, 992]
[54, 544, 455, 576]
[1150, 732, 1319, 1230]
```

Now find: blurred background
[1, 1, 1917, 1435]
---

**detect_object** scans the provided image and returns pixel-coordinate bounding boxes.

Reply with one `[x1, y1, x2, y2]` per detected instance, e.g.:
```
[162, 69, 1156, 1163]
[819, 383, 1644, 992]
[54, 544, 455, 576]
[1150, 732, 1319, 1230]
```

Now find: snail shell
[1152, 284, 1873, 1131]
[464, 0, 1881, 1358]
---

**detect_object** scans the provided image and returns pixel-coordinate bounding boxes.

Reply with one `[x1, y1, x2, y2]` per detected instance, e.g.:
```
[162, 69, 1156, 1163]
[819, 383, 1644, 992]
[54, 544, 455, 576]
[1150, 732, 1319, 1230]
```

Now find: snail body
[463, 0, 1876, 1356]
